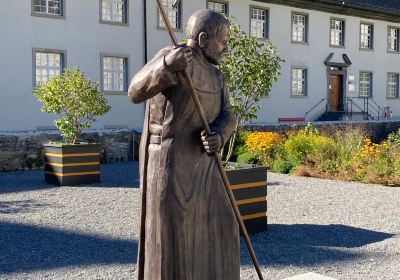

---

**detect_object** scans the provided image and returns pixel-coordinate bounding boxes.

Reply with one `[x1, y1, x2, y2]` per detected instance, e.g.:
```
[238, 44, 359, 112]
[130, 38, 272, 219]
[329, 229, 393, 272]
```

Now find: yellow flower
[245, 132, 280, 153]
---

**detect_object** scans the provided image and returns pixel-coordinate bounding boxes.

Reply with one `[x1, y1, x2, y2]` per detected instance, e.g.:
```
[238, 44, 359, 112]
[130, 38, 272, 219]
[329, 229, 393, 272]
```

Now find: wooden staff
[156, 1, 265, 279]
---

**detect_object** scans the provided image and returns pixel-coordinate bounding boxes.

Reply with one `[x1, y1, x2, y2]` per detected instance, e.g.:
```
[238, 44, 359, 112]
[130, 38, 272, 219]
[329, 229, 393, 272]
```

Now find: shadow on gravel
[241, 223, 395, 267]
[0, 161, 140, 194]
[0, 200, 51, 214]
[0, 221, 137, 274]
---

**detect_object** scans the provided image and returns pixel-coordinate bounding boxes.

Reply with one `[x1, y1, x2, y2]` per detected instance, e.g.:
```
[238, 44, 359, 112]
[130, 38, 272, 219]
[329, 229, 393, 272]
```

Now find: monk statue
[128, 9, 239, 280]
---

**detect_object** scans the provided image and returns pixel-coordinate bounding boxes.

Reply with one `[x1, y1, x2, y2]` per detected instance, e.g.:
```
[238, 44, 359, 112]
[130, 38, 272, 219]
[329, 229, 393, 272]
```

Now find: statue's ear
[198, 32, 208, 48]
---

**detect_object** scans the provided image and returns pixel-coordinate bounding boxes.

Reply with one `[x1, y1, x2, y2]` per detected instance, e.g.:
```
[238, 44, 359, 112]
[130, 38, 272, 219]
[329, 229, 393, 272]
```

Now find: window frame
[99, 0, 129, 26]
[360, 22, 374, 50]
[387, 72, 400, 99]
[359, 71, 373, 98]
[290, 66, 308, 98]
[206, 0, 229, 16]
[157, 0, 182, 31]
[100, 53, 130, 95]
[31, 0, 65, 19]
[32, 48, 67, 87]
[249, 5, 269, 39]
[387, 26, 400, 53]
[291, 12, 309, 44]
[329, 17, 345, 48]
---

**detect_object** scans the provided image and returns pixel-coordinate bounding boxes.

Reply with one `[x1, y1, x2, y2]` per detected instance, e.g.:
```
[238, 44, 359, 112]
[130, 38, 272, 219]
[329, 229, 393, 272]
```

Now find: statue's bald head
[186, 9, 230, 41]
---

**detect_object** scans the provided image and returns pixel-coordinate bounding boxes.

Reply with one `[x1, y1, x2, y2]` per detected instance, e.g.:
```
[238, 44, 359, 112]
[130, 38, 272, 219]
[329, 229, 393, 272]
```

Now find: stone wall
[0, 129, 141, 171]
[6, 121, 397, 172]
[244, 120, 400, 142]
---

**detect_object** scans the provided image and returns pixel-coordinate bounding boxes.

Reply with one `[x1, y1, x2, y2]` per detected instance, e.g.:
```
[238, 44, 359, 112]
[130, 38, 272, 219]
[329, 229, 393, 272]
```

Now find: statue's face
[202, 25, 229, 65]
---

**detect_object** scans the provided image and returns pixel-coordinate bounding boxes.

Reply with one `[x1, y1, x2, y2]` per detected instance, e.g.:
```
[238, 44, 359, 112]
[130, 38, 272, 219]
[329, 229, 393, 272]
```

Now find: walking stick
[156, 1, 265, 279]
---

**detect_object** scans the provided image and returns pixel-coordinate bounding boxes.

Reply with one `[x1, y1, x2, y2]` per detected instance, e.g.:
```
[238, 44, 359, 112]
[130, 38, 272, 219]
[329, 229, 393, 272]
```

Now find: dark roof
[256, 0, 400, 22]
[342, 0, 400, 12]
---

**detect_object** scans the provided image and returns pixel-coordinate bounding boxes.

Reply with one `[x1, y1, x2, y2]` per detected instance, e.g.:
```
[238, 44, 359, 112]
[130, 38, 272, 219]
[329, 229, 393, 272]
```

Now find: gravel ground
[0, 161, 399, 280]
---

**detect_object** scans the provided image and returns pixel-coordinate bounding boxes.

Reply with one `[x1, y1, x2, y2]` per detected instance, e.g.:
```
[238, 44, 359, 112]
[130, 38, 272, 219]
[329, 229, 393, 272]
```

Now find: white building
[1, 0, 400, 131]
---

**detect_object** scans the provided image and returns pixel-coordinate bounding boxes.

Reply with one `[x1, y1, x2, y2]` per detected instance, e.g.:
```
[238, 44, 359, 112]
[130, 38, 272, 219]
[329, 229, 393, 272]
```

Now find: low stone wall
[7, 121, 396, 172]
[244, 120, 400, 142]
[0, 129, 141, 171]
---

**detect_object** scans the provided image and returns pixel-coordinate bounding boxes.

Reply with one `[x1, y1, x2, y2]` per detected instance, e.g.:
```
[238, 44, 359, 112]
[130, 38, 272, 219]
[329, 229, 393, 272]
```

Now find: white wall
[147, 0, 400, 122]
[0, 0, 145, 131]
[1, 0, 400, 131]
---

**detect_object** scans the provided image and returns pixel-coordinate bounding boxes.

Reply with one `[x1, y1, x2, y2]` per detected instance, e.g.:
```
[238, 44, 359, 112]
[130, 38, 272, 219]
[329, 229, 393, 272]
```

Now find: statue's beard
[201, 44, 225, 65]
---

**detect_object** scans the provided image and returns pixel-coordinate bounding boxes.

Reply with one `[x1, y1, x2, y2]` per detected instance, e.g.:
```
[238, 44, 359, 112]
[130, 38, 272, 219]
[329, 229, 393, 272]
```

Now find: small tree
[33, 68, 111, 144]
[219, 20, 283, 163]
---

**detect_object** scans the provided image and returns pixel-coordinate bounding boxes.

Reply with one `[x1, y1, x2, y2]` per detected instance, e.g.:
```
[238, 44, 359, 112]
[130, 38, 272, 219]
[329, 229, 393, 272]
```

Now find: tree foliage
[218, 19, 284, 162]
[33, 68, 111, 144]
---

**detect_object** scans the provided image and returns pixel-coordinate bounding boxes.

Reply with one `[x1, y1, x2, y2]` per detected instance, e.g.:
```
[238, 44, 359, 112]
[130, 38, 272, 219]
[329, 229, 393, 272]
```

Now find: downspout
[143, 0, 148, 122]
[143, 0, 148, 64]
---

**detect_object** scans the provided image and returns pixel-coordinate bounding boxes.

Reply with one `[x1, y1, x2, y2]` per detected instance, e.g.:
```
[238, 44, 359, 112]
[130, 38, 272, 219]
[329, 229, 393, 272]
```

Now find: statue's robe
[129, 46, 239, 280]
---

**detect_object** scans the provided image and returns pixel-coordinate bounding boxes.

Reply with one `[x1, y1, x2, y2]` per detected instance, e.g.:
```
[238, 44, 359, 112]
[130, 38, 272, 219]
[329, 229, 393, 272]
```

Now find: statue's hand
[164, 46, 193, 72]
[201, 131, 222, 155]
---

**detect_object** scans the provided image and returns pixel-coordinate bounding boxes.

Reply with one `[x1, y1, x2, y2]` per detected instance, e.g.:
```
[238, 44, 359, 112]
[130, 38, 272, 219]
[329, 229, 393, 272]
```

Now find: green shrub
[33, 68, 111, 144]
[388, 129, 400, 148]
[272, 158, 294, 174]
[283, 133, 315, 164]
[236, 152, 259, 164]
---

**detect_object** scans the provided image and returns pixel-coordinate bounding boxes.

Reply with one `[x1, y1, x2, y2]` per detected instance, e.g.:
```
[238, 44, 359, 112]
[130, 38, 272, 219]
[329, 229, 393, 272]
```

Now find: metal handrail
[347, 97, 385, 120]
[305, 98, 326, 116]
[365, 97, 385, 119]
[346, 97, 368, 120]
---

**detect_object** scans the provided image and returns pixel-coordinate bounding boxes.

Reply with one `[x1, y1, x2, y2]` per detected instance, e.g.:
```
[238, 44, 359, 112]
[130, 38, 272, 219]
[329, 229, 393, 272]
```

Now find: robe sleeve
[210, 81, 237, 147]
[128, 47, 177, 104]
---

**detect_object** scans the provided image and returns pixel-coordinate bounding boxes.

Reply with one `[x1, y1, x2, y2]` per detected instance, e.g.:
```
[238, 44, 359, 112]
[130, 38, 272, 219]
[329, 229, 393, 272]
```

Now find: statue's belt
[150, 135, 162, 145]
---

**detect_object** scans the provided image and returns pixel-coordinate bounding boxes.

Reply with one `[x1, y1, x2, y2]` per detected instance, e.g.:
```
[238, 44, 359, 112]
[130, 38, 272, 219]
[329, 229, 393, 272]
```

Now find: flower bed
[235, 124, 400, 186]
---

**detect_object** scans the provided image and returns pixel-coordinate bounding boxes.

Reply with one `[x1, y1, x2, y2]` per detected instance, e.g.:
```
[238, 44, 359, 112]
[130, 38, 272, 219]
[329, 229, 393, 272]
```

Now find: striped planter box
[44, 143, 100, 186]
[226, 164, 267, 235]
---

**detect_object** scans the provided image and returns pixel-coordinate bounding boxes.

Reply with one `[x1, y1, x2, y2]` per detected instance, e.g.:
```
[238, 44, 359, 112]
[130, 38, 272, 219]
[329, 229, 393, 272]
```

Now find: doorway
[328, 74, 343, 112]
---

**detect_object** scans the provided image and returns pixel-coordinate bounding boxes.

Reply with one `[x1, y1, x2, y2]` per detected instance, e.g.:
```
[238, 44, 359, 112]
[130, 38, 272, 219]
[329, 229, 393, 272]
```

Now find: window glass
[35, 51, 63, 86]
[159, 0, 180, 29]
[360, 23, 373, 49]
[250, 8, 268, 38]
[102, 0, 126, 23]
[102, 56, 127, 92]
[292, 14, 307, 42]
[34, 0, 62, 15]
[387, 73, 399, 98]
[330, 19, 344, 46]
[292, 68, 307, 96]
[388, 27, 399, 52]
[359, 72, 372, 97]
[207, 1, 228, 15]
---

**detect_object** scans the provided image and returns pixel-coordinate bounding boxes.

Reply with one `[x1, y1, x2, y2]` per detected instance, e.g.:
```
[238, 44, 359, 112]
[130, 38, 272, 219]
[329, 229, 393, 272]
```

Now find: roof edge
[254, 0, 400, 23]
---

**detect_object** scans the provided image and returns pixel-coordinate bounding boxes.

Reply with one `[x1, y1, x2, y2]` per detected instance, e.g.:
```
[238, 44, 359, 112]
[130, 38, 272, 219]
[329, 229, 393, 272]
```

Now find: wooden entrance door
[328, 75, 342, 112]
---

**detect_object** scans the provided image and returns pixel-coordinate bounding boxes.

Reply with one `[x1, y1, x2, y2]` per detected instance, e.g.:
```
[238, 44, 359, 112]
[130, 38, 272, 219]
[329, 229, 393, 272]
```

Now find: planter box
[44, 143, 100, 186]
[226, 164, 268, 235]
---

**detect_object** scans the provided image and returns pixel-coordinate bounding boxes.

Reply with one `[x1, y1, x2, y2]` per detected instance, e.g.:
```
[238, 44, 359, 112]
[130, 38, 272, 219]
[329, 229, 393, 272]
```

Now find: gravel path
[0, 161, 399, 280]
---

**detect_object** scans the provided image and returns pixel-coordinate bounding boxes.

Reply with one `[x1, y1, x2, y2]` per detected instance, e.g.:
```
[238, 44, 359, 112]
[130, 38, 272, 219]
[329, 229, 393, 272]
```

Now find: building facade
[0, 0, 145, 131]
[1, 0, 400, 132]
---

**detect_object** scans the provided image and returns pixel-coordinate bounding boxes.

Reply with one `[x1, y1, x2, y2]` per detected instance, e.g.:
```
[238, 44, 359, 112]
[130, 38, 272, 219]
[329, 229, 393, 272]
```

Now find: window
[359, 72, 372, 97]
[360, 23, 373, 49]
[291, 68, 307, 96]
[292, 13, 308, 43]
[388, 27, 399, 52]
[330, 19, 344, 47]
[34, 50, 65, 86]
[32, 0, 64, 17]
[101, 0, 128, 24]
[387, 73, 399, 98]
[250, 7, 268, 39]
[158, 0, 181, 29]
[207, 1, 228, 15]
[101, 55, 128, 93]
